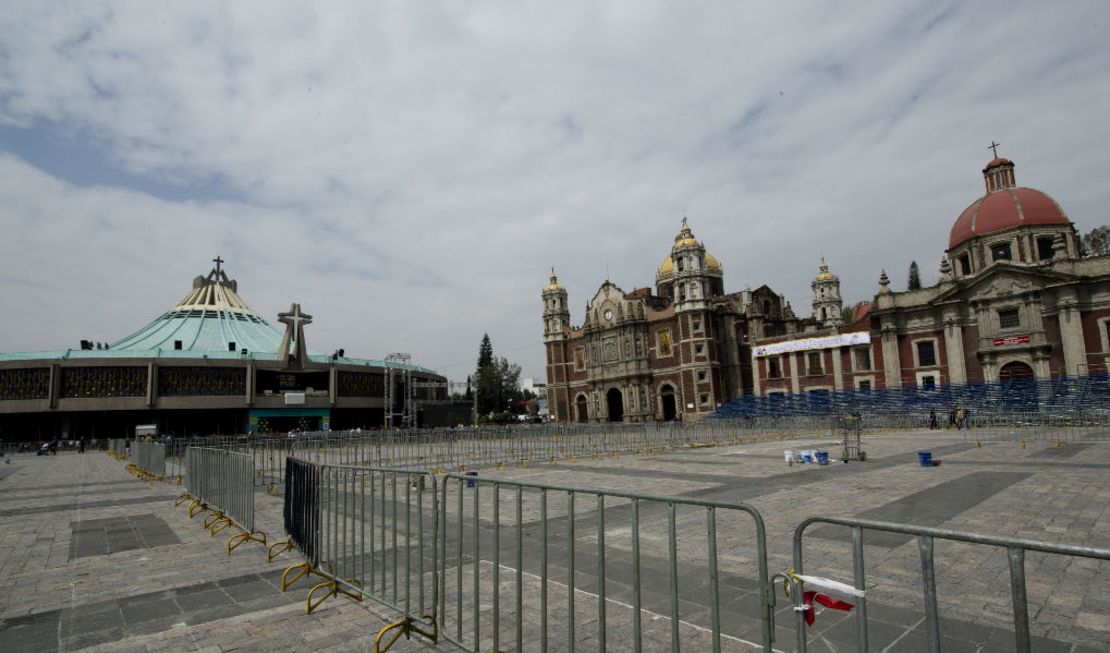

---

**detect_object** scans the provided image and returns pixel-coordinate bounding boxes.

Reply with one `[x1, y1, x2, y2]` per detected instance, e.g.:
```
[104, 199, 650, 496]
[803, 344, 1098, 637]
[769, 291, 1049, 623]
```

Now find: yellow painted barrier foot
[305, 578, 362, 614]
[374, 615, 438, 653]
[227, 529, 268, 556]
[267, 539, 292, 562]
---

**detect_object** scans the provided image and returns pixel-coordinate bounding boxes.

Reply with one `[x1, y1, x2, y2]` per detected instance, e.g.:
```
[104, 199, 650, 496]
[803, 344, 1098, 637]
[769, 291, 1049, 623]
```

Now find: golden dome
[705, 252, 722, 272]
[545, 268, 564, 291]
[673, 219, 698, 249]
[815, 259, 838, 282]
[658, 255, 674, 277]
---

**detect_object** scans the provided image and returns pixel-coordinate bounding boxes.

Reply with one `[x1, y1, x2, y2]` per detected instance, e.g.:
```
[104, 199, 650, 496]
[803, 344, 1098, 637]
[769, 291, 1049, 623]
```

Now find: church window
[174, 340, 183, 350]
[657, 329, 672, 357]
[1036, 237, 1055, 261]
[915, 340, 937, 367]
[857, 379, 872, 392]
[574, 347, 586, 371]
[693, 319, 702, 333]
[697, 370, 707, 382]
[990, 242, 1012, 262]
[677, 258, 685, 272]
[920, 375, 937, 390]
[762, 300, 771, 315]
[695, 344, 704, 355]
[958, 254, 971, 276]
[820, 307, 826, 320]
[699, 393, 709, 405]
[807, 351, 823, 376]
[998, 308, 1021, 329]
[854, 347, 871, 371]
[768, 357, 782, 378]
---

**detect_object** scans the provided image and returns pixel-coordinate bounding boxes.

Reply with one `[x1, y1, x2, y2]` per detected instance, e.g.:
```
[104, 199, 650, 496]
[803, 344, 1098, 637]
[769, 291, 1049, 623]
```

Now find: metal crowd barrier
[274, 458, 441, 649]
[131, 441, 166, 477]
[789, 516, 1110, 653]
[185, 447, 256, 534]
[438, 473, 774, 653]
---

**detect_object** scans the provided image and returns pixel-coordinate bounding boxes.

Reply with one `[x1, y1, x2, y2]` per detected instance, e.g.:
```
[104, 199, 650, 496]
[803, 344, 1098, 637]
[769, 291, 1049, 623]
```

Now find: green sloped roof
[0, 262, 437, 374]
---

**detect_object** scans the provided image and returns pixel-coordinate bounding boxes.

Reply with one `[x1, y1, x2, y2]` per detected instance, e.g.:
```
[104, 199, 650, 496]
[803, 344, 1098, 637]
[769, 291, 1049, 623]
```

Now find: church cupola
[982, 141, 1016, 193]
[655, 217, 724, 302]
[811, 258, 843, 327]
[542, 268, 570, 342]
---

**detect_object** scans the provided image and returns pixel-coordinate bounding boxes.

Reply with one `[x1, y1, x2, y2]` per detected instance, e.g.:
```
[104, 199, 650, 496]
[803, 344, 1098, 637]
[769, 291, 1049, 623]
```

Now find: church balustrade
[158, 366, 246, 396]
[0, 367, 50, 400]
[60, 366, 147, 399]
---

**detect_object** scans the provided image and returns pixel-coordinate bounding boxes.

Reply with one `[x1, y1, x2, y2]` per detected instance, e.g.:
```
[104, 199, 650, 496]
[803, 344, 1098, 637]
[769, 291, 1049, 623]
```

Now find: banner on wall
[753, 331, 871, 357]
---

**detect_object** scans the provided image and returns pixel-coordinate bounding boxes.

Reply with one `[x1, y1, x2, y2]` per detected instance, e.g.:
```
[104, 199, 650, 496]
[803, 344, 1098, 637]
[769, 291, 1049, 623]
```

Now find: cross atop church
[988, 141, 1002, 158]
[279, 303, 313, 332]
[212, 255, 224, 278]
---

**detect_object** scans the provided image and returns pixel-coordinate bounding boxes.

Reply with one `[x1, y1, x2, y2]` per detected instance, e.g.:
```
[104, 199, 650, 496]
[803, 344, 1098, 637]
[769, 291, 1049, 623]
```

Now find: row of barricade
[107, 438, 128, 459]
[154, 411, 1110, 489]
[130, 441, 166, 478]
[175, 447, 267, 555]
[267, 456, 1110, 653]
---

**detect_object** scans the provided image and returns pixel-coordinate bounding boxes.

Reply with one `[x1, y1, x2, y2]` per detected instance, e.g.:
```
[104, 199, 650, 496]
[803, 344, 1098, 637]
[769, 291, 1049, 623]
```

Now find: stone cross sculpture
[276, 303, 313, 369]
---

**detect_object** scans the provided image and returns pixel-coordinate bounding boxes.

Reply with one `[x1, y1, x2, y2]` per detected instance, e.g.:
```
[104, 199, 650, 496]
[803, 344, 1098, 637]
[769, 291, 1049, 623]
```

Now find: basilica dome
[948, 157, 1069, 249]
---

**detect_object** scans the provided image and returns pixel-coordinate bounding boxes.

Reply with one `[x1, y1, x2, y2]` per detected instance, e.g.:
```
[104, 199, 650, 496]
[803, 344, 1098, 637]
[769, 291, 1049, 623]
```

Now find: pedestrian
[78, 438, 85, 453]
[955, 407, 966, 430]
[947, 407, 957, 430]
[928, 409, 938, 429]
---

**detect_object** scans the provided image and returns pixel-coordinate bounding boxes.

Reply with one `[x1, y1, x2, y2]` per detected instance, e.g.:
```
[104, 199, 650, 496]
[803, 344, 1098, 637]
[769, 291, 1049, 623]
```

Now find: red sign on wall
[993, 335, 1030, 346]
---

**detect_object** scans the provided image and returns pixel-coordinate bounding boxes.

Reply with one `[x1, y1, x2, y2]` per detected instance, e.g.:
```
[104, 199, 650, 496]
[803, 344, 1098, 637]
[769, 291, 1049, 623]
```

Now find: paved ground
[1, 428, 1108, 652]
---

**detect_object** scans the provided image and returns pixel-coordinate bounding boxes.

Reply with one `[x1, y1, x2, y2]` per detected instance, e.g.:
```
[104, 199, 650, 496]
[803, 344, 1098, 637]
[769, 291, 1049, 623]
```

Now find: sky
[1, 1, 1108, 383]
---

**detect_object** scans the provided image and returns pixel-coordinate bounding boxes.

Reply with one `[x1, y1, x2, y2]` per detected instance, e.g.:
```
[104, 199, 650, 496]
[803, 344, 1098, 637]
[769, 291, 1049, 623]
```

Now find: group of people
[928, 407, 971, 430]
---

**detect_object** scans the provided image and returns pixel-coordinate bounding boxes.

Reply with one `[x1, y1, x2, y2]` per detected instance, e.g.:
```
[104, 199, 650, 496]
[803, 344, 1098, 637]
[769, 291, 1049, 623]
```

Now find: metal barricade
[438, 473, 774, 653]
[131, 441, 166, 477]
[788, 517, 1110, 653]
[186, 447, 255, 532]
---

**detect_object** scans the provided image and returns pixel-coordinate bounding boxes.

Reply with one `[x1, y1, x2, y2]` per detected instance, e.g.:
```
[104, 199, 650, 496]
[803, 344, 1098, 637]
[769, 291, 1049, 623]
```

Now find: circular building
[0, 260, 449, 441]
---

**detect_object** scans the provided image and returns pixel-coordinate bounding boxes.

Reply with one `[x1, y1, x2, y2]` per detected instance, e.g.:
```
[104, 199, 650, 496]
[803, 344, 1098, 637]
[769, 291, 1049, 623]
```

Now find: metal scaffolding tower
[384, 353, 412, 428]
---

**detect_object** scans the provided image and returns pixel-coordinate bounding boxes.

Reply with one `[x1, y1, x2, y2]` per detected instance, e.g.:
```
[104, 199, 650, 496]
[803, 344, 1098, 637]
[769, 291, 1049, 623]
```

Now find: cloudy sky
[1, 1, 1108, 382]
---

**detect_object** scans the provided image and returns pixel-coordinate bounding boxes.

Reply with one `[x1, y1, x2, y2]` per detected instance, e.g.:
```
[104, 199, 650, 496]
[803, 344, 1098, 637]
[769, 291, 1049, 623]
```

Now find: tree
[1081, 225, 1110, 257]
[464, 375, 473, 401]
[494, 357, 523, 413]
[907, 261, 922, 291]
[475, 334, 498, 415]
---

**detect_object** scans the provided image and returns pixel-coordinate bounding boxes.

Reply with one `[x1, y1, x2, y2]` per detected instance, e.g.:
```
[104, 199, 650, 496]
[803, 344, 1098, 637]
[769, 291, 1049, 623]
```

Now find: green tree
[475, 334, 498, 415]
[1081, 225, 1110, 257]
[907, 261, 922, 290]
[495, 357, 523, 413]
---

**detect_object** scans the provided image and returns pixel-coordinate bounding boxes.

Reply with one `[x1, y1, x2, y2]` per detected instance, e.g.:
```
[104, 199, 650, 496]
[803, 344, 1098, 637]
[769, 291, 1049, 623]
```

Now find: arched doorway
[660, 385, 677, 421]
[999, 361, 1035, 381]
[606, 388, 624, 422]
[575, 395, 589, 423]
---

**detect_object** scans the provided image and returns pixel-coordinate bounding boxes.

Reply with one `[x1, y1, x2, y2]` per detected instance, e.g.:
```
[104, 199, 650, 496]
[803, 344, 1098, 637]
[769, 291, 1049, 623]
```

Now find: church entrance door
[999, 361, 1035, 382]
[606, 389, 624, 423]
[660, 386, 676, 421]
[575, 395, 589, 423]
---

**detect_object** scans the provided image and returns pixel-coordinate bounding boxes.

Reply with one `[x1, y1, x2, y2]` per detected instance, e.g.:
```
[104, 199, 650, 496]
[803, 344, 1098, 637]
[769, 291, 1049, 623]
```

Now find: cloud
[1, 1, 1108, 380]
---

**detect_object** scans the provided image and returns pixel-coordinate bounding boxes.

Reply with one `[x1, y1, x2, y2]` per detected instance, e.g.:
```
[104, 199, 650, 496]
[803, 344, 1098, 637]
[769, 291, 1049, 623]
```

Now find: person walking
[955, 407, 966, 430]
[928, 409, 938, 429]
[947, 407, 957, 430]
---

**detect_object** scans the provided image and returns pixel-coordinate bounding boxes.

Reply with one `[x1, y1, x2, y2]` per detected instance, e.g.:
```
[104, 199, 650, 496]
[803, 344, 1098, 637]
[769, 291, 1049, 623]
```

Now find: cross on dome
[988, 141, 1002, 158]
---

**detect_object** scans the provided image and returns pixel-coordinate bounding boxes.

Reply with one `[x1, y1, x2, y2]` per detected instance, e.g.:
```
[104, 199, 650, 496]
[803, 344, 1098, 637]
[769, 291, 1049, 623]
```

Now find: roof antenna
[605, 262, 610, 282]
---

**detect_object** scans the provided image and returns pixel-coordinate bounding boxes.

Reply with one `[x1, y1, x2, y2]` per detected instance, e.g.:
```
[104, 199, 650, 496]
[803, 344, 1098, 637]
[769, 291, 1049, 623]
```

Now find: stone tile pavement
[1, 428, 1108, 651]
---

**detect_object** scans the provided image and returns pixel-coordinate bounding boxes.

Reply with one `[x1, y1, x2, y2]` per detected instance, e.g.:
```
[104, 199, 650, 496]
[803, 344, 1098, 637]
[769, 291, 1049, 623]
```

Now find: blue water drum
[918, 451, 933, 467]
[816, 451, 830, 465]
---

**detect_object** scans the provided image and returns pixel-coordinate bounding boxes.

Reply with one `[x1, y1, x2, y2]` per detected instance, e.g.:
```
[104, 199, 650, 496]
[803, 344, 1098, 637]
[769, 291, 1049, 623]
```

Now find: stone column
[146, 362, 157, 408]
[788, 353, 800, 395]
[752, 357, 762, 396]
[943, 310, 967, 384]
[1057, 288, 1086, 376]
[831, 348, 844, 391]
[881, 321, 901, 389]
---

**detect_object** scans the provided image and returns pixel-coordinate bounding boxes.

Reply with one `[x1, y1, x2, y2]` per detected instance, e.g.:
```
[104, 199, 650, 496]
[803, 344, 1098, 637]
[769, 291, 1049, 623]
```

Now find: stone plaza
[1, 427, 1108, 652]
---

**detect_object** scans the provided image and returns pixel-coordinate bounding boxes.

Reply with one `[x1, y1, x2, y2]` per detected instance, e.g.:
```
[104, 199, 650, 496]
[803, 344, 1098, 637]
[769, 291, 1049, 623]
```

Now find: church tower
[811, 258, 844, 327]
[542, 269, 569, 342]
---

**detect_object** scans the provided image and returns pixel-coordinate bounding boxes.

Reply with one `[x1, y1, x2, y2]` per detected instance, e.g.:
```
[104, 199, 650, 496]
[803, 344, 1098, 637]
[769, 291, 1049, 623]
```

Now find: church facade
[543, 221, 799, 422]
[752, 152, 1110, 397]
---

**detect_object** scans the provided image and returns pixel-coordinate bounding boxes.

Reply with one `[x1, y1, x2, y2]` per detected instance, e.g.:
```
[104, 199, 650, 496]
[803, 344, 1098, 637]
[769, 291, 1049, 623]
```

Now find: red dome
[983, 157, 1012, 170]
[949, 187, 1069, 249]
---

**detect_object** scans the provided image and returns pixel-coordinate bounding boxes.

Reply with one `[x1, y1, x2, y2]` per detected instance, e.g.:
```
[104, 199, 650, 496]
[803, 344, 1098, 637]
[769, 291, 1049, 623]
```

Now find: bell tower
[811, 258, 844, 327]
[542, 269, 569, 343]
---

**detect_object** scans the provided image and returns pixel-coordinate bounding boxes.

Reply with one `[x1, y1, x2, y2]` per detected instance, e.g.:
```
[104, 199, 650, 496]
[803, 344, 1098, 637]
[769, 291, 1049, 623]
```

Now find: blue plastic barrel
[816, 451, 830, 465]
[918, 451, 932, 467]
[465, 471, 478, 487]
